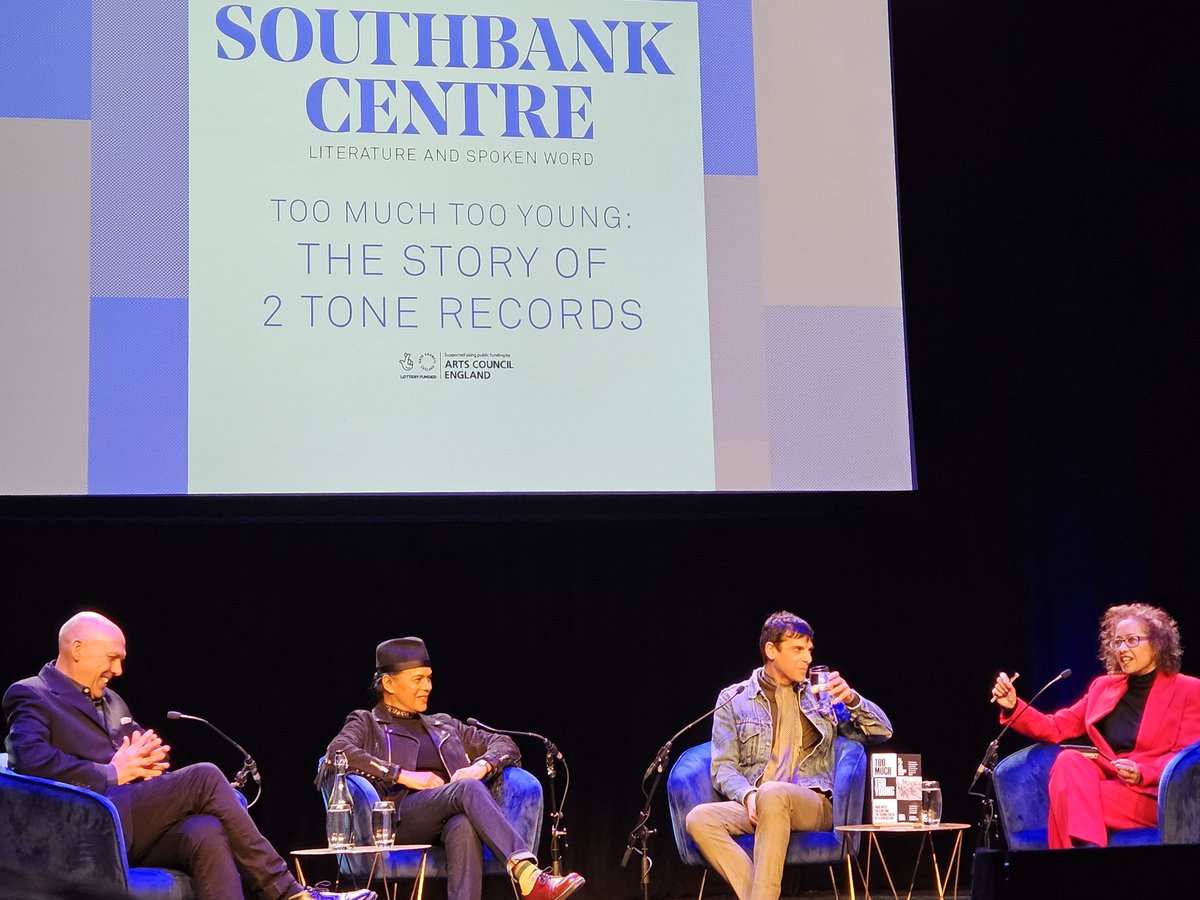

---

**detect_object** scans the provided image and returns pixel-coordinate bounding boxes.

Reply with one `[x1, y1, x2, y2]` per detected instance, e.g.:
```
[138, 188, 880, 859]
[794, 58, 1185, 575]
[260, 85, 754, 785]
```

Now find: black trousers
[395, 779, 532, 900]
[109, 763, 301, 900]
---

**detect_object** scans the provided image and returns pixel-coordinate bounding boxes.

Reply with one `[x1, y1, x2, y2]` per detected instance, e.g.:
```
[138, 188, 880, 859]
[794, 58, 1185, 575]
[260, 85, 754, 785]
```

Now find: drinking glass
[920, 780, 943, 826]
[809, 665, 832, 715]
[371, 800, 396, 847]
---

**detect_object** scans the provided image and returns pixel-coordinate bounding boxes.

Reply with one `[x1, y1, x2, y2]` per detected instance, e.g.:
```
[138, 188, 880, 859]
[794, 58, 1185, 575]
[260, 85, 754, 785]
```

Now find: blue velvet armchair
[0, 752, 192, 899]
[316, 756, 543, 881]
[994, 739, 1200, 849]
[666, 739, 867, 890]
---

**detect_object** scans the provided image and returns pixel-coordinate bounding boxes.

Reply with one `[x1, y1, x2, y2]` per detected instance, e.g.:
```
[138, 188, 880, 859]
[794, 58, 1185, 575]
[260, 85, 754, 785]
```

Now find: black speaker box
[971, 844, 1200, 900]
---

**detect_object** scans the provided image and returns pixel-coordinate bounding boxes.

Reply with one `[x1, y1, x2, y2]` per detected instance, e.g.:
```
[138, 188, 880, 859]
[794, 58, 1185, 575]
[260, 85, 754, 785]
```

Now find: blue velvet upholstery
[992, 743, 1060, 850]
[1159, 739, 1200, 844]
[316, 756, 544, 880]
[666, 739, 867, 871]
[0, 752, 193, 899]
[994, 739, 1200, 849]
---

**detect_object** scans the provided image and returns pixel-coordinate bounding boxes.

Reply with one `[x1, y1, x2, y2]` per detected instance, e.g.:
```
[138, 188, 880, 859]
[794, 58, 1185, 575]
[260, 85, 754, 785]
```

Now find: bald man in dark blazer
[4, 612, 374, 900]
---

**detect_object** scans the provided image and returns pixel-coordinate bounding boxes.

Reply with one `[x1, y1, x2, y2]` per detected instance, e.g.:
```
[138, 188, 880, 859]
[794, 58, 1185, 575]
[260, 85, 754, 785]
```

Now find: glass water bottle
[326, 751, 354, 849]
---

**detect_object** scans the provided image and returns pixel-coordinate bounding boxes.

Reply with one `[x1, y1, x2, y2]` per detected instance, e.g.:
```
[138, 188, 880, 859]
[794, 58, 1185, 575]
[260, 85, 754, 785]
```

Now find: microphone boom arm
[466, 717, 569, 876]
[969, 668, 1071, 848]
[621, 684, 747, 900]
[969, 668, 1071, 791]
[167, 711, 262, 804]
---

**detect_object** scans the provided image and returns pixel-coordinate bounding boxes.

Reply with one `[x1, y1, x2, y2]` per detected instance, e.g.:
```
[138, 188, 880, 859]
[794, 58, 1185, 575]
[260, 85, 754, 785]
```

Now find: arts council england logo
[397, 352, 514, 381]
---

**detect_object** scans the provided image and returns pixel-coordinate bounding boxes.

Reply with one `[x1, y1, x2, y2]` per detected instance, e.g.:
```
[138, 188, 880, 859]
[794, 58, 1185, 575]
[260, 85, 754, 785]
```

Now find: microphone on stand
[466, 718, 561, 756]
[621, 684, 748, 871]
[167, 711, 261, 794]
[467, 717, 565, 777]
[465, 717, 570, 876]
[473, 719, 563, 783]
[970, 668, 1072, 790]
[641, 684, 748, 783]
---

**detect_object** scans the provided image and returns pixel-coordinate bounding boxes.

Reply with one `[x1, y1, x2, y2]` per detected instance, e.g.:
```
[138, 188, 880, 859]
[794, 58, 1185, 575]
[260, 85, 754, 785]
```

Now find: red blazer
[1001, 671, 1200, 796]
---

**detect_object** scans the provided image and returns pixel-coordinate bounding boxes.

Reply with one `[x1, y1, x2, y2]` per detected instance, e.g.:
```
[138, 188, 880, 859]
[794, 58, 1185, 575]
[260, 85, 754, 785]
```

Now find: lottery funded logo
[397, 351, 439, 380]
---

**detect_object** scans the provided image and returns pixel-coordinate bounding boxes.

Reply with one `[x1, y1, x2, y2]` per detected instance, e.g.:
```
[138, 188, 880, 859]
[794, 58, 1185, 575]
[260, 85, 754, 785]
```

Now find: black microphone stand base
[622, 766, 663, 900]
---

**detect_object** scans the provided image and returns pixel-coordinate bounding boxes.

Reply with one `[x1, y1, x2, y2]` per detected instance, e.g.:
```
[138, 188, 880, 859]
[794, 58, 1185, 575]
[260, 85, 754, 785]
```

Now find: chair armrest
[492, 766, 544, 852]
[345, 773, 382, 845]
[994, 742, 1062, 847]
[1159, 738, 1200, 844]
[667, 744, 720, 867]
[831, 738, 867, 828]
[0, 766, 131, 890]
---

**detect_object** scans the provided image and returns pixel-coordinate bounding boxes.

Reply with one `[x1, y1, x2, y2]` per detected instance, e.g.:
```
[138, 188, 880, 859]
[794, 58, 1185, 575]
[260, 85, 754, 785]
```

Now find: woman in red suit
[991, 603, 1200, 848]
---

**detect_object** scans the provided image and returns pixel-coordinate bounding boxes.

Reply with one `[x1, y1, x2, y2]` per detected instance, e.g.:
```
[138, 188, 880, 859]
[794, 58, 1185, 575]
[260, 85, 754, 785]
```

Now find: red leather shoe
[522, 871, 585, 900]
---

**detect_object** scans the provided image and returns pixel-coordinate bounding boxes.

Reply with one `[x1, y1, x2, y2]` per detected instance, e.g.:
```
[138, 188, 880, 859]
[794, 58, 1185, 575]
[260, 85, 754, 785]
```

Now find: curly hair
[1098, 603, 1183, 676]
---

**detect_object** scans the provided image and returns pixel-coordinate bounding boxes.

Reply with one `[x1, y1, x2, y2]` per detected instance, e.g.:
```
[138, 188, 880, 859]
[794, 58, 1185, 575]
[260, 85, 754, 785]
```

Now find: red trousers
[1047, 750, 1158, 848]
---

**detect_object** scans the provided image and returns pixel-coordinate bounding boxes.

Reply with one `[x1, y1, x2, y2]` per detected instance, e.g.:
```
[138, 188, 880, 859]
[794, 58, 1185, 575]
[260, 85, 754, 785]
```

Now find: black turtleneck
[1099, 670, 1157, 754]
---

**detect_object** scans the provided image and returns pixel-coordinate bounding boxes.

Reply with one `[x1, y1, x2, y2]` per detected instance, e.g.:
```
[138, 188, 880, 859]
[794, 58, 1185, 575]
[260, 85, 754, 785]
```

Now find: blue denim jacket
[710, 667, 893, 803]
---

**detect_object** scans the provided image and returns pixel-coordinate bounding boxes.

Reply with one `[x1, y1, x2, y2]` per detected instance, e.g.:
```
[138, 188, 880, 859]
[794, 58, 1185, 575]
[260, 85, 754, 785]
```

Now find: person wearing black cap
[3, 612, 376, 900]
[321, 637, 585, 900]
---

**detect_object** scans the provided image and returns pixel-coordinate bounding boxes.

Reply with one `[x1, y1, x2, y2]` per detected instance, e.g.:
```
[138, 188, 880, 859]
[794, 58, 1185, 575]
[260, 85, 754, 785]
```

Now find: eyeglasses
[1109, 634, 1147, 650]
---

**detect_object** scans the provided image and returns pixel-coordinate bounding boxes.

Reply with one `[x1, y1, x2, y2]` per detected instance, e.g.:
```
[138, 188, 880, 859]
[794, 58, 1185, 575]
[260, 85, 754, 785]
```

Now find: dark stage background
[3, 2, 1198, 897]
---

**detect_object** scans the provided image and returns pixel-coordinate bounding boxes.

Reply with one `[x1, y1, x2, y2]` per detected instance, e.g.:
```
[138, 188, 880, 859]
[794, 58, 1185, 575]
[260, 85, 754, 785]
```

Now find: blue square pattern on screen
[0, 2, 92, 120]
[88, 297, 188, 495]
[665, 0, 758, 176]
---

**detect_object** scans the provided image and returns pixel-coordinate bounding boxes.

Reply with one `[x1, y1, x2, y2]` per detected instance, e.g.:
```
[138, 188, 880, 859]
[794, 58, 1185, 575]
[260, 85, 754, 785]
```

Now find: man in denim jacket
[685, 611, 892, 900]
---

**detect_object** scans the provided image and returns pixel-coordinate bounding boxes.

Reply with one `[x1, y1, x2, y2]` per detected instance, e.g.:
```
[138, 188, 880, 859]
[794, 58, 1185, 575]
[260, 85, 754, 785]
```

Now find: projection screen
[0, 0, 913, 495]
